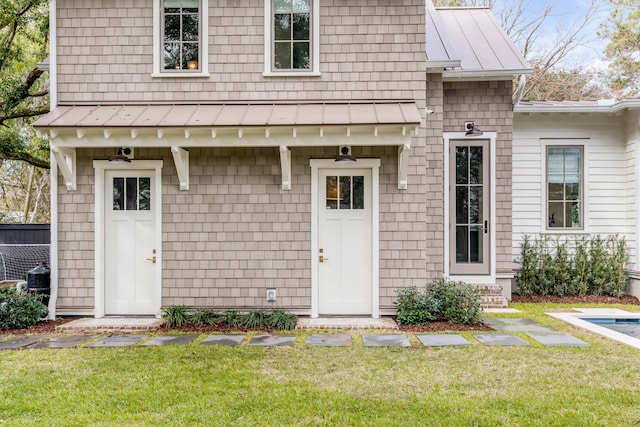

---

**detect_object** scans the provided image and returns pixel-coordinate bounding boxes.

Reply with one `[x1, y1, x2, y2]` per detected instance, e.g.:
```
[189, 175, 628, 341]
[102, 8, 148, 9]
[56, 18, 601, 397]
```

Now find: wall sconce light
[335, 146, 356, 162]
[187, 60, 198, 70]
[109, 147, 131, 163]
[465, 122, 483, 136]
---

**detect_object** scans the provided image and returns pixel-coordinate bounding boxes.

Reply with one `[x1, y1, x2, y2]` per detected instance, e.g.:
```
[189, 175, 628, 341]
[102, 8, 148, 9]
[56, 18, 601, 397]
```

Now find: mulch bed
[397, 320, 493, 332]
[0, 318, 74, 335]
[4, 294, 638, 335]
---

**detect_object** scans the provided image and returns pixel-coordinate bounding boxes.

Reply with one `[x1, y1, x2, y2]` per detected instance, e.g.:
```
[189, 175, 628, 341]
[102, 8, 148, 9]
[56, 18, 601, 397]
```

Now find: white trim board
[93, 160, 164, 318]
[310, 159, 380, 318]
[443, 132, 497, 284]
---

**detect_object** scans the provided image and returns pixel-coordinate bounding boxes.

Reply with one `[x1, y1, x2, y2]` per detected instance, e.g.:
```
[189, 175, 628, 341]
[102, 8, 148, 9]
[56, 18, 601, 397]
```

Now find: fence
[0, 224, 50, 281]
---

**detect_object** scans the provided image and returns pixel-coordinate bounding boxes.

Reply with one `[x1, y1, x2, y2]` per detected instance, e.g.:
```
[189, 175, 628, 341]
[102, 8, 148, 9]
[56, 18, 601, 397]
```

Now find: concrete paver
[30, 335, 96, 349]
[0, 335, 46, 350]
[484, 318, 541, 326]
[200, 334, 246, 346]
[362, 333, 411, 347]
[473, 333, 530, 346]
[142, 334, 199, 346]
[526, 333, 590, 347]
[247, 334, 296, 346]
[86, 335, 149, 348]
[305, 333, 352, 347]
[490, 324, 556, 332]
[417, 333, 471, 347]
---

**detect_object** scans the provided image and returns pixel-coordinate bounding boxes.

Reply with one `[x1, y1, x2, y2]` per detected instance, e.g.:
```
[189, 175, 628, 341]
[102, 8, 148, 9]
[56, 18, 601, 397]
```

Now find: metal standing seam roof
[32, 102, 423, 129]
[425, 1, 531, 76]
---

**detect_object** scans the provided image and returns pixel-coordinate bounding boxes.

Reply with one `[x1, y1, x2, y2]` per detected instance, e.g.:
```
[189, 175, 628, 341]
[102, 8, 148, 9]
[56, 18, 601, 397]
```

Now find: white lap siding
[512, 113, 635, 271]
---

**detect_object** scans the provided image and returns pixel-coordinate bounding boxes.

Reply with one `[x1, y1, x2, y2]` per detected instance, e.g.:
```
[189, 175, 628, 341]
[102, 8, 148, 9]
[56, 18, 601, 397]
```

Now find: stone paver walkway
[200, 334, 245, 346]
[86, 335, 149, 348]
[306, 333, 352, 347]
[417, 333, 471, 347]
[0, 318, 592, 350]
[363, 333, 411, 347]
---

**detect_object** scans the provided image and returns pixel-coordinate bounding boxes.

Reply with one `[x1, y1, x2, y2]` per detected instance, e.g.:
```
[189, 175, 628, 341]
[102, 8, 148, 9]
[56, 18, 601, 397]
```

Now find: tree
[524, 65, 610, 101]
[433, 0, 612, 101]
[495, 0, 610, 101]
[600, 0, 640, 97]
[0, 0, 50, 169]
[0, 160, 50, 223]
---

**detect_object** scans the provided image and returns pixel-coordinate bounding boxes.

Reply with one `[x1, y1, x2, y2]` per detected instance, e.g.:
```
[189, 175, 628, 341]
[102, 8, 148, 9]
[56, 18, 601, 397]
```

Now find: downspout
[513, 74, 526, 105]
[48, 0, 58, 319]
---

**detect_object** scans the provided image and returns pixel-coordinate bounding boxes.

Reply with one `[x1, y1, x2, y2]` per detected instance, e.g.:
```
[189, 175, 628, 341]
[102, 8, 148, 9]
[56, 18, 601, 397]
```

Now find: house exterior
[513, 99, 640, 298]
[34, 0, 530, 318]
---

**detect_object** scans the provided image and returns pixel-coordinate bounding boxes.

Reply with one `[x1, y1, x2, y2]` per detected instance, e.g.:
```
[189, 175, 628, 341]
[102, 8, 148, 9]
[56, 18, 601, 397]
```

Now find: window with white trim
[546, 146, 583, 229]
[264, 0, 320, 75]
[153, 0, 209, 77]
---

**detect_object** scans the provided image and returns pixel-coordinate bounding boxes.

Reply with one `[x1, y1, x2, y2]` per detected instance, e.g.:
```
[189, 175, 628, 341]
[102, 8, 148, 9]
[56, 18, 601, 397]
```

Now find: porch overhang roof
[33, 101, 422, 148]
[36, 102, 422, 192]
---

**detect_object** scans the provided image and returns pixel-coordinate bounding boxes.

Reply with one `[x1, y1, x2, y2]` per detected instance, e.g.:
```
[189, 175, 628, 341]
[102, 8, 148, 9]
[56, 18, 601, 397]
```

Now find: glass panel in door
[450, 140, 490, 275]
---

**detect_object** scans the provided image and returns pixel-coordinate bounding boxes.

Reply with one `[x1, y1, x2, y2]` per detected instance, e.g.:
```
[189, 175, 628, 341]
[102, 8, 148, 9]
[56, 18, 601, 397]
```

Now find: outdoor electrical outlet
[266, 289, 277, 302]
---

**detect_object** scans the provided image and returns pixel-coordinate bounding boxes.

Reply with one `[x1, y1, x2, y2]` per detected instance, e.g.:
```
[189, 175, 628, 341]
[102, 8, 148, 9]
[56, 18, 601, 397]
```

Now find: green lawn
[1, 303, 639, 426]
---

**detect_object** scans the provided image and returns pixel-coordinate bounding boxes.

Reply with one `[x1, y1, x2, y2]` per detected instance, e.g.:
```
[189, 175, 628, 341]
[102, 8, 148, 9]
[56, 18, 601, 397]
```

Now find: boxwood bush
[0, 287, 49, 330]
[394, 279, 483, 326]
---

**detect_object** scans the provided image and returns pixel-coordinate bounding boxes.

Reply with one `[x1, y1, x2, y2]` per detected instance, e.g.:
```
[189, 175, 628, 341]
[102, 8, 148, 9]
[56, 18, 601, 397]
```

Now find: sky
[492, 0, 613, 71]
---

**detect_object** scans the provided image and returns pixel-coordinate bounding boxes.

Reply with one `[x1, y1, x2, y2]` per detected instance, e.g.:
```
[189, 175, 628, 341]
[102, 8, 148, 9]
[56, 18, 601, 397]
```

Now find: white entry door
[104, 170, 157, 315]
[318, 168, 372, 315]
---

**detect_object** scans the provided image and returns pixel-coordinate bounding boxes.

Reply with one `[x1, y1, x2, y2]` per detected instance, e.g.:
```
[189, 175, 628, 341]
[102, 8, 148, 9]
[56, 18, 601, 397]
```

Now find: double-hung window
[264, 0, 320, 76]
[546, 146, 583, 229]
[153, 0, 209, 77]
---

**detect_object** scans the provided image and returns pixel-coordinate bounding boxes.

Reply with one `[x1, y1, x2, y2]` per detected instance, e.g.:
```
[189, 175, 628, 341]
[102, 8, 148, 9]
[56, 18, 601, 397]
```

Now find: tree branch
[0, 105, 50, 125]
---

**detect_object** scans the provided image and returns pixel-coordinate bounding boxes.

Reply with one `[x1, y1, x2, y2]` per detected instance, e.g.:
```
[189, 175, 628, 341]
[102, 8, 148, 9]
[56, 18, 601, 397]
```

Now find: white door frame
[443, 133, 497, 283]
[310, 158, 380, 318]
[93, 160, 163, 318]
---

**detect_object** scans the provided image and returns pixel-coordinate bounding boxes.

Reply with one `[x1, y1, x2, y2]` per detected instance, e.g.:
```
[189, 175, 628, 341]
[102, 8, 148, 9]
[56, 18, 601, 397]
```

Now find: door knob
[146, 256, 156, 264]
[319, 255, 329, 262]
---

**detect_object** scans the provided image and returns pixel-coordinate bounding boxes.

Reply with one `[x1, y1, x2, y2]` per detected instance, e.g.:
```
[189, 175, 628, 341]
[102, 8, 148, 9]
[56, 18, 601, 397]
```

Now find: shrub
[394, 286, 440, 325]
[516, 235, 537, 296]
[0, 289, 48, 330]
[429, 279, 483, 325]
[394, 280, 482, 326]
[515, 234, 629, 297]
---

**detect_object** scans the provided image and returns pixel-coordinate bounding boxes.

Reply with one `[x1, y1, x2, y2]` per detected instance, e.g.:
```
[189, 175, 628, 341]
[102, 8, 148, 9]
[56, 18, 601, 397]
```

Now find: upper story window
[546, 146, 583, 229]
[264, 0, 320, 76]
[153, 0, 209, 77]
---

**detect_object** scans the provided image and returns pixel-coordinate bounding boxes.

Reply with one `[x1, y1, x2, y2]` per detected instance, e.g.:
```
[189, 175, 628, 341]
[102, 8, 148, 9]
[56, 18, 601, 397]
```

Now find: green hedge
[515, 234, 629, 297]
[0, 287, 48, 330]
[394, 279, 483, 326]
